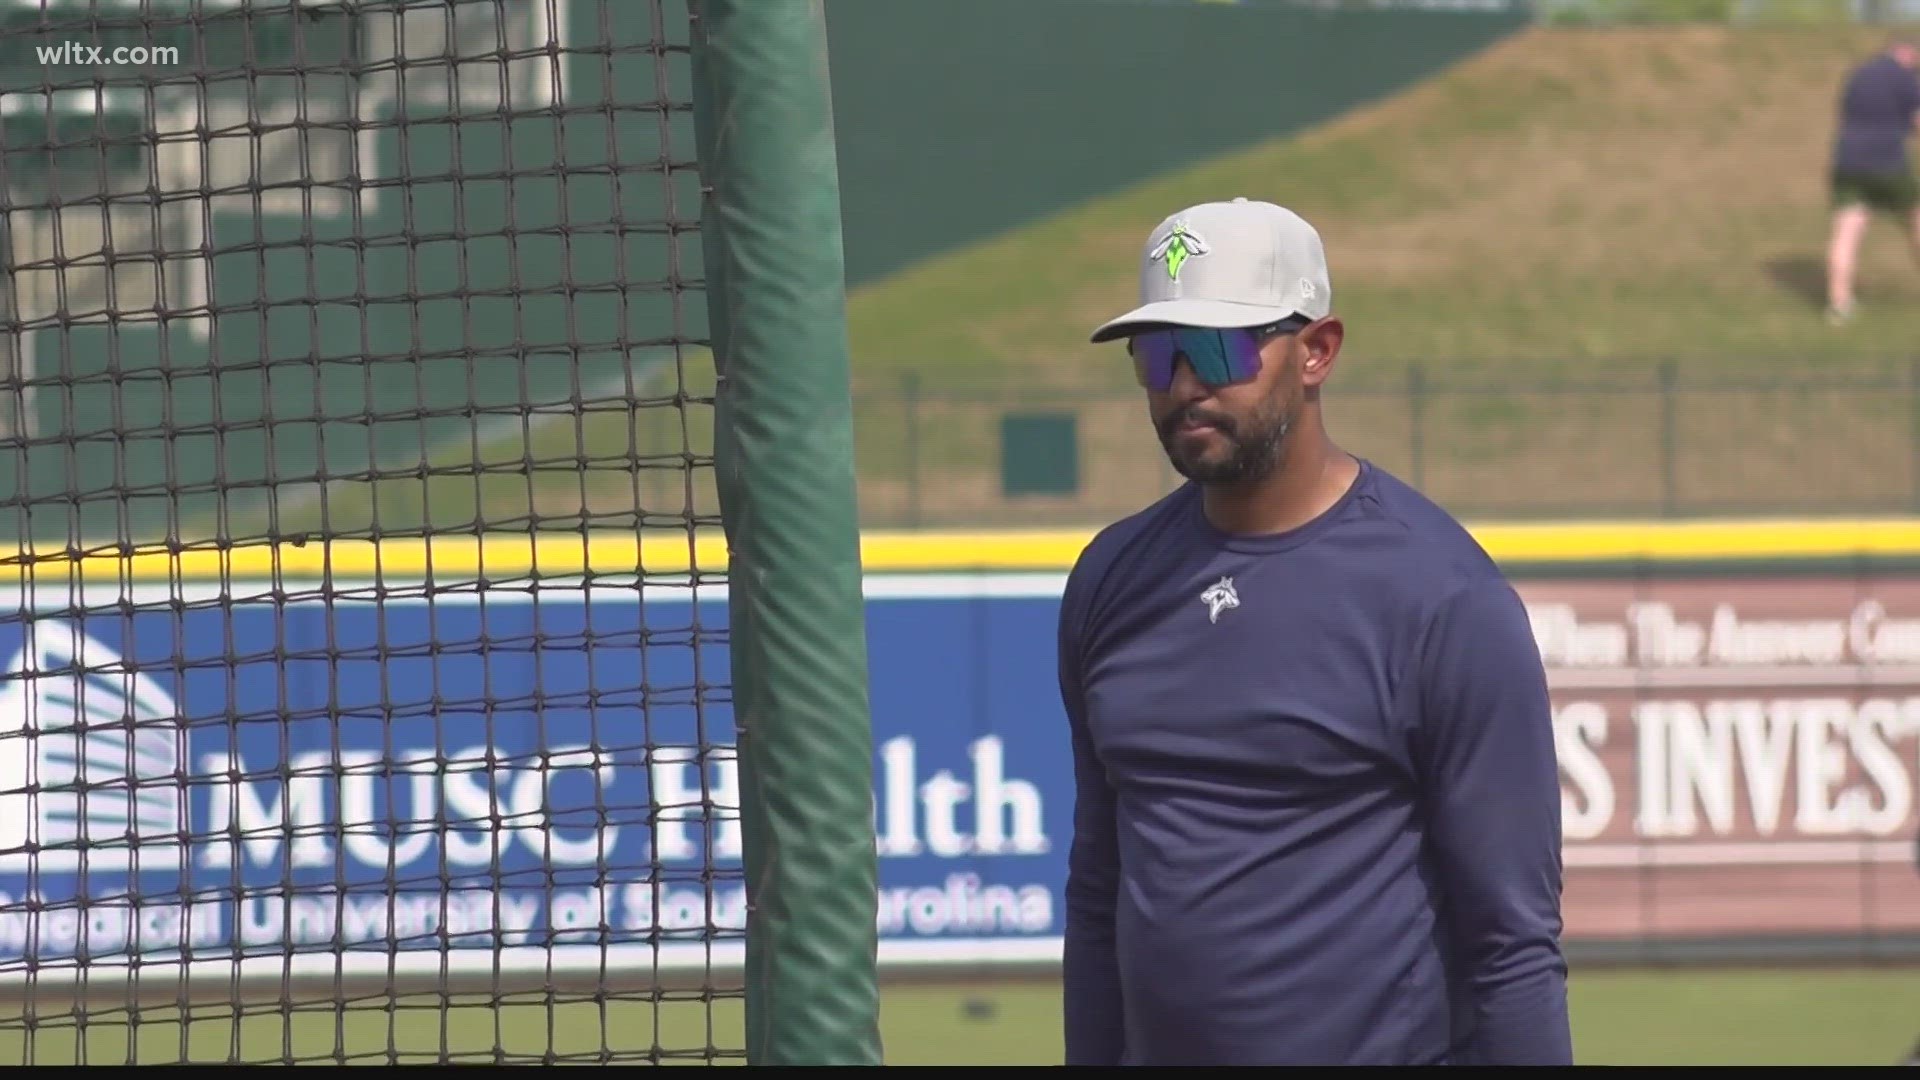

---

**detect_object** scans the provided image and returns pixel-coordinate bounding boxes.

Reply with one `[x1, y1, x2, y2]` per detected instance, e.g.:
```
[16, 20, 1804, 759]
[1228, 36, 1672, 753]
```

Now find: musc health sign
[0, 577, 1073, 975]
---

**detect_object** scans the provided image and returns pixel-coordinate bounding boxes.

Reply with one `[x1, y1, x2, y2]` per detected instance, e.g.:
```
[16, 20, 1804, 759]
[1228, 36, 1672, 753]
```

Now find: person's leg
[1828, 201, 1870, 321]
[1908, 203, 1920, 272]
[1898, 171, 1920, 274]
[1827, 169, 1874, 321]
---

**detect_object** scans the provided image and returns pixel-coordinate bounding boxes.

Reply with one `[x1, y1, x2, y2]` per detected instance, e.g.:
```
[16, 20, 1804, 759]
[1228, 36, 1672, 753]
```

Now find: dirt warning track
[1516, 569, 1920, 947]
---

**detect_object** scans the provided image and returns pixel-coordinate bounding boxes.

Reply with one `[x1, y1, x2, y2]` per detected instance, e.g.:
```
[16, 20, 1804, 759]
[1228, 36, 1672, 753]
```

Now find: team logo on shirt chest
[1200, 576, 1239, 624]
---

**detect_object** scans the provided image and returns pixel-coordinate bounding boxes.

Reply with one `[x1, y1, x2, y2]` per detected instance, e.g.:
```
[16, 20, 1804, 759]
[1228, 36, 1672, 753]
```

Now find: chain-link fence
[856, 366, 1920, 529]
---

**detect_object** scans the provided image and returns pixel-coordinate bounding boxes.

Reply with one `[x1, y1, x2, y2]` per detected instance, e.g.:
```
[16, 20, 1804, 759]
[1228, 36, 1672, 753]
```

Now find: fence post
[1659, 359, 1678, 517]
[1910, 358, 1919, 512]
[1406, 363, 1426, 492]
[903, 371, 921, 528]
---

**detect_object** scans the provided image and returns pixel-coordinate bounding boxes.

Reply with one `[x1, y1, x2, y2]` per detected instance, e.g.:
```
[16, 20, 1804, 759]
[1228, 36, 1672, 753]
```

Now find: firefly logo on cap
[1148, 220, 1209, 282]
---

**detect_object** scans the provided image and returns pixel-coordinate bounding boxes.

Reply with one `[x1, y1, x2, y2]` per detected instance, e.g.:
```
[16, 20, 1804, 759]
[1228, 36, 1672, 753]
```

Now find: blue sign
[0, 574, 1075, 975]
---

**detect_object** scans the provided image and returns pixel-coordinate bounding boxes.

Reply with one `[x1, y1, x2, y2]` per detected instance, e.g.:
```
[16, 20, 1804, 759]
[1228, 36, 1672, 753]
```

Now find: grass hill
[857, 23, 1920, 382]
[238, 22, 1920, 540]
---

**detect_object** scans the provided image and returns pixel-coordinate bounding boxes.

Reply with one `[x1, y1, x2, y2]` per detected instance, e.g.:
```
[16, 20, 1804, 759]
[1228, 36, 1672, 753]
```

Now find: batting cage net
[0, 0, 798, 1065]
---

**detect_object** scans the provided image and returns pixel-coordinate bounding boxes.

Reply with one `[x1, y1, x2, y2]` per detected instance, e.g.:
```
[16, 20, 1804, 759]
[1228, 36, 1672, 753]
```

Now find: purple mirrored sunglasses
[1125, 316, 1311, 392]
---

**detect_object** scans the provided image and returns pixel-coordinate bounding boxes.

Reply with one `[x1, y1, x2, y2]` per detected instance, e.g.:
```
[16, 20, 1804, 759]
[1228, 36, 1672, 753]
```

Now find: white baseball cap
[1088, 197, 1333, 343]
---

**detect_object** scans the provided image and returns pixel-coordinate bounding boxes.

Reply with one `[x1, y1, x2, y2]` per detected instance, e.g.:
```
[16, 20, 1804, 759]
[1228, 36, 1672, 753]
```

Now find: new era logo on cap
[1089, 197, 1333, 343]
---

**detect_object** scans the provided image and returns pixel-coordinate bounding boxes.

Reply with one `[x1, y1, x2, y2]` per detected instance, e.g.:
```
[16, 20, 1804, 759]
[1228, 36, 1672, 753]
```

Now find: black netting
[0, 0, 739, 1064]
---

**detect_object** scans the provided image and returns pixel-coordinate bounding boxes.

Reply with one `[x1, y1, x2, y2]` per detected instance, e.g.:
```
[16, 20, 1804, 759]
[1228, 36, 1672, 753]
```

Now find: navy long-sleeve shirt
[1833, 52, 1920, 173]
[1056, 460, 1571, 1066]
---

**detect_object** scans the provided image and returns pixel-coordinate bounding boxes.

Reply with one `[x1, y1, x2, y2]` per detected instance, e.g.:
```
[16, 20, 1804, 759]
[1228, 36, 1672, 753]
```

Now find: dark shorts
[1832, 167, 1919, 214]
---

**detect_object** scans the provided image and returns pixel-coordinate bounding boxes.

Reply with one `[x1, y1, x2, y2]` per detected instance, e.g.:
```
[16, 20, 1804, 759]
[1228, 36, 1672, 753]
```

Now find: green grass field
[3, 966, 1916, 1065]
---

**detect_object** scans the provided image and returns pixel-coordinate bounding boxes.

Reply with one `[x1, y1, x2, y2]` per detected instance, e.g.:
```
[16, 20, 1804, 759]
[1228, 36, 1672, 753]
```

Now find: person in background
[1826, 39, 1920, 326]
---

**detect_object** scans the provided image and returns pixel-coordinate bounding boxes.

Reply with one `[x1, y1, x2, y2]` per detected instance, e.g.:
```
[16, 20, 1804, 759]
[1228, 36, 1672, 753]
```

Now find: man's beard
[1156, 396, 1295, 484]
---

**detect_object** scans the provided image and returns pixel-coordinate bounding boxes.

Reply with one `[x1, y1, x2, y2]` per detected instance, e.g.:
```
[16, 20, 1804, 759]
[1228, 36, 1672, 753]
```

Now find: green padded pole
[687, 0, 882, 1066]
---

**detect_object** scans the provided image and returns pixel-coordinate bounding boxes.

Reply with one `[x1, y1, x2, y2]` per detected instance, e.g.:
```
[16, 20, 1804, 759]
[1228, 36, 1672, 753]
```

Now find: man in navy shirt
[1058, 198, 1572, 1066]
[1826, 40, 1920, 324]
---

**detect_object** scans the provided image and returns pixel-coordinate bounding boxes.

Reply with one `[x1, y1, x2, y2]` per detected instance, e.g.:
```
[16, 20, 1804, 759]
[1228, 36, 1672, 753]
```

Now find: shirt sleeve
[1058, 568, 1126, 1066]
[1412, 576, 1573, 1067]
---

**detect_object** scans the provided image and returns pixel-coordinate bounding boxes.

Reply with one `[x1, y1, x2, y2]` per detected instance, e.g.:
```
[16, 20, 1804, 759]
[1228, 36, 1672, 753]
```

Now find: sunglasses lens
[1130, 331, 1178, 389]
[1129, 328, 1266, 391]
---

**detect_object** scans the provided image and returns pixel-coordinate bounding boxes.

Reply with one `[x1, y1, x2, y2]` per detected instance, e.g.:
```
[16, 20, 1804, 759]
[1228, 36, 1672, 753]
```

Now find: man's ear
[1298, 317, 1343, 386]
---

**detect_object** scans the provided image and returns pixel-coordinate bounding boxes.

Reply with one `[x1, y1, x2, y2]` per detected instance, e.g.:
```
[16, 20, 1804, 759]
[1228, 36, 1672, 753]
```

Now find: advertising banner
[1526, 572, 1920, 944]
[0, 569, 1914, 979]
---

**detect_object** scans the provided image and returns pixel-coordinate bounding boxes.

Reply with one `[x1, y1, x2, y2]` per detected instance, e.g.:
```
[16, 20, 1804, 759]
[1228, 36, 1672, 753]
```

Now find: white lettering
[517, 748, 616, 865]
[1708, 605, 1848, 666]
[441, 757, 507, 867]
[340, 894, 388, 944]
[1634, 702, 1675, 836]
[1727, 700, 1796, 835]
[970, 737, 1049, 855]
[873, 874, 1054, 936]
[548, 888, 603, 944]
[1850, 600, 1920, 664]
[622, 883, 743, 934]
[1528, 603, 1630, 668]
[874, 737, 1052, 860]
[876, 737, 922, 857]
[288, 895, 332, 946]
[201, 745, 641, 872]
[338, 753, 437, 870]
[446, 890, 497, 941]
[242, 893, 285, 945]
[1851, 699, 1913, 836]
[391, 894, 439, 946]
[650, 747, 742, 863]
[27, 900, 217, 955]
[920, 771, 972, 858]
[1795, 700, 1854, 835]
[0, 894, 24, 952]
[85, 905, 128, 954]
[497, 893, 540, 947]
[1668, 700, 1737, 835]
[199, 751, 334, 869]
[1628, 603, 1707, 667]
[1525, 599, 1920, 670]
[1606, 695, 1920, 841]
[45, 907, 76, 953]
[195, 903, 222, 948]
[1554, 702, 1614, 840]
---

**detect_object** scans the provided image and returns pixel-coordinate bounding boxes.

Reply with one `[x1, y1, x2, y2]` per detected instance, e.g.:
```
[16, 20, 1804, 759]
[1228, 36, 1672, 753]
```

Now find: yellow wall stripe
[0, 517, 1913, 582]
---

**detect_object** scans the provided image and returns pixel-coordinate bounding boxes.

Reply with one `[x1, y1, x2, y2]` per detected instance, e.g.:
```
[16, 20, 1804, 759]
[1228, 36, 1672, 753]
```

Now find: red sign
[1520, 572, 1920, 943]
